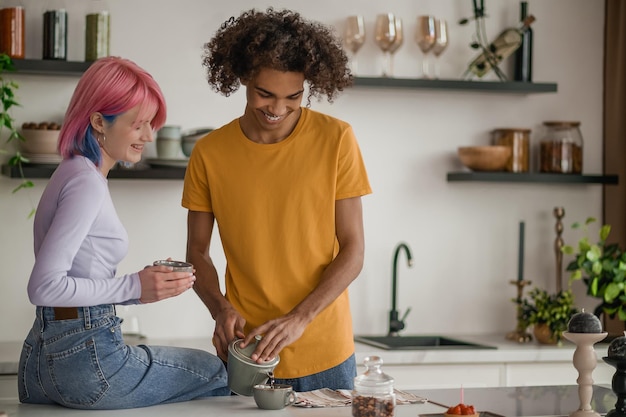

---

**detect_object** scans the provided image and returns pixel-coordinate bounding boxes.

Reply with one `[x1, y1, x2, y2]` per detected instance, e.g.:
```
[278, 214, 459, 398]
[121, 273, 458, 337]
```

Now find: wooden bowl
[457, 145, 511, 172]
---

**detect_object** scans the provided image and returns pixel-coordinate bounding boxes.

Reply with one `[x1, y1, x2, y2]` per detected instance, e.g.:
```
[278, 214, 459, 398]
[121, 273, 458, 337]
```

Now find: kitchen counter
[0, 374, 617, 417]
[0, 335, 619, 416]
[0, 333, 613, 375]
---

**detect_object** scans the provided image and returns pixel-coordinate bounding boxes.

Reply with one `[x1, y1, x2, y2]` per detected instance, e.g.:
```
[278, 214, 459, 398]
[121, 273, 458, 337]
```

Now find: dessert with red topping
[444, 403, 479, 416]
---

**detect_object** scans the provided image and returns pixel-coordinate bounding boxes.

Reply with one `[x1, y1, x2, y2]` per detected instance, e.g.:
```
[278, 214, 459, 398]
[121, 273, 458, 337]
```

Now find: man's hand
[240, 314, 307, 363]
[213, 306, 246, 361]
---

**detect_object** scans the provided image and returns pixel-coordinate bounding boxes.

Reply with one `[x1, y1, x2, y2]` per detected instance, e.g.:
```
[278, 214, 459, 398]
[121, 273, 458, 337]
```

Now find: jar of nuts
[352, 356, 395, 417]
[539, 121, 583, 174]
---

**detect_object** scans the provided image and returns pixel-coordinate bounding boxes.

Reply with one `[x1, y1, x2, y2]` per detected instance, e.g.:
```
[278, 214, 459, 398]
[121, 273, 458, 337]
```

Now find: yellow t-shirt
[182, 108, 372, 378]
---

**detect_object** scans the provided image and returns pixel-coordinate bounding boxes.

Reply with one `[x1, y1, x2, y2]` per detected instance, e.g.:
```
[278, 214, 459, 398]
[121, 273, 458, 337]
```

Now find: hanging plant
[0, 53, 36, 218]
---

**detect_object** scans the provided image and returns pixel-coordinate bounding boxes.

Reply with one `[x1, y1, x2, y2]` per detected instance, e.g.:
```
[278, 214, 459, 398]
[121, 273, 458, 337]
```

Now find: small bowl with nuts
[19, 121, 62, 156]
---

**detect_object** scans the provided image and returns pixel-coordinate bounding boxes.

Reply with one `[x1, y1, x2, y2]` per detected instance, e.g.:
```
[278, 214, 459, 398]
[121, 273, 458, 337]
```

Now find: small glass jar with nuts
[352, 356, 395, 417]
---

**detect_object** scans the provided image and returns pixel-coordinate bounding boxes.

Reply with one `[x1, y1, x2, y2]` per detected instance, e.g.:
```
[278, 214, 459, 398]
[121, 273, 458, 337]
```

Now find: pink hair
[58, 56, 167, 163]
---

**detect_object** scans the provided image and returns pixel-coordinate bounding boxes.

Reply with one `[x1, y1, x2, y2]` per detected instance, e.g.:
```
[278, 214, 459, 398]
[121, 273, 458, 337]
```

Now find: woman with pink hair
[18, 57, 229, 410]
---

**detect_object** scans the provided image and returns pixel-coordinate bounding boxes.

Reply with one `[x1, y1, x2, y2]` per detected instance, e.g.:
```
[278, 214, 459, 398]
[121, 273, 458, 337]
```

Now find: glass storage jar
[492, 128, 531, 172]
[539, 121, 583, 174]
[352, 356, 395, 417]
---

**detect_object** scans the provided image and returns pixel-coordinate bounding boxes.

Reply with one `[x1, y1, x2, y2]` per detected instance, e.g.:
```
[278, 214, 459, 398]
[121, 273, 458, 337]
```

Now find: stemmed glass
[386, 16, 404, 77]
[415, 15, 436, 78]
[375, 13, 397, 77]
[431, 19, 449, 79]
[343, 15, 365, 75]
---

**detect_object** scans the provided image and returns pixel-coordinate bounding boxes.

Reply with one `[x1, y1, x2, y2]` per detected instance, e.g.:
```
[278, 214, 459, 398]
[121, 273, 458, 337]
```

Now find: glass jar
[539, 121, 583, 174]
[492, 128, 530, 172]
[352, 356, 395, 417]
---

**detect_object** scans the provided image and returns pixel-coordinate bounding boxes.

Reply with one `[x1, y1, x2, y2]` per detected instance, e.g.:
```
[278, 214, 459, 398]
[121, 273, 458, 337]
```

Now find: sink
[354, 335, 496, 350]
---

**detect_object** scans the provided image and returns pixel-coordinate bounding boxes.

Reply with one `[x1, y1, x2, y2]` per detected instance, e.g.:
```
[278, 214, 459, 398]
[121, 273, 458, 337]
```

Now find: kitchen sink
[354, 335, 496, 350]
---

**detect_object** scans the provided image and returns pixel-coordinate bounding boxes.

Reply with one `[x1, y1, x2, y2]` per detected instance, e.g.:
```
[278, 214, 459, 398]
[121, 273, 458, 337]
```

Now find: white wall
[0, 0, 607, 342]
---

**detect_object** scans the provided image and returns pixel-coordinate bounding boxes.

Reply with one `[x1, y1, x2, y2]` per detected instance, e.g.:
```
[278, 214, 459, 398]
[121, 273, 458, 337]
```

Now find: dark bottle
[514, 1, 533, 81]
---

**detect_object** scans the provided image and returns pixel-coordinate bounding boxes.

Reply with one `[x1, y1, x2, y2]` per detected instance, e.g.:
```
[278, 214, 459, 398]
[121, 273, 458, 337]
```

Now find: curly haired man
[182, 8, 372, 391]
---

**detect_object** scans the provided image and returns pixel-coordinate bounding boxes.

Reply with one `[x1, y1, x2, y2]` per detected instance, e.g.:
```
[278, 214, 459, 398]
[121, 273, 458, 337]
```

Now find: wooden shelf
[353, 77, 558, 94]
[1, 164, 185, 180]
[446, 172, 619, 184]
[10, 59, 92, 76]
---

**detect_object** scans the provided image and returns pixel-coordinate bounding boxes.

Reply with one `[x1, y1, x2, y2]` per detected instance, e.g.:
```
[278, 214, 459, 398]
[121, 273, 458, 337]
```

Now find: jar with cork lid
[539, 121, 583, 174]
[352, 356, 395, 417]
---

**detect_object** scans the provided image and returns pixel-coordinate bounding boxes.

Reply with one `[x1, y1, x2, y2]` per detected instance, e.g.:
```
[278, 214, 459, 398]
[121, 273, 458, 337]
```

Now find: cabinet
[358, 361, 613, 390]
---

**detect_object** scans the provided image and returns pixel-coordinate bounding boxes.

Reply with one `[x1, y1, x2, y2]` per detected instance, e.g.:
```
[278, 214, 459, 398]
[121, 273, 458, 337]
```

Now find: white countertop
[0, 375, 616, 417]
[0, 333, 612, 375]
[0, 335, 617, 417]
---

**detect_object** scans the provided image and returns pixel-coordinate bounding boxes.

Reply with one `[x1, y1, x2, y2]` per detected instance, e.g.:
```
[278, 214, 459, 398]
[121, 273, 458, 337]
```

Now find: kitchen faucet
[389, 242, 413, 336]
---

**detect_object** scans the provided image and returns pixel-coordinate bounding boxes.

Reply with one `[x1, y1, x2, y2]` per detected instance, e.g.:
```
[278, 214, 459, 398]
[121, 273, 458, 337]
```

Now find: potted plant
[519, 287, 578, 344]
[0, 53, 35, 217]
[562, 217, 626, 333]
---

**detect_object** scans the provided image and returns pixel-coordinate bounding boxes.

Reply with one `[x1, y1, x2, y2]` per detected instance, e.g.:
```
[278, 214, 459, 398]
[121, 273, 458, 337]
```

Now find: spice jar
[539, 121, 583, 174]
[352, 356, 395, 417]
[492, 128, 530, 172]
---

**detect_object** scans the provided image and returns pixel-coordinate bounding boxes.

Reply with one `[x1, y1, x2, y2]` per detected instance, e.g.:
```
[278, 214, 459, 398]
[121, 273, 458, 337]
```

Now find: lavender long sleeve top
[27, 156, 142, 307]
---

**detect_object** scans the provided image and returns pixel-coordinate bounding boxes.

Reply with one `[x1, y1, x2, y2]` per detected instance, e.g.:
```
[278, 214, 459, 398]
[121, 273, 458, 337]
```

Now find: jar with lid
[492, 128, 530, 172]
[352, 356, 395, 417]
[539, 121, 583, 174]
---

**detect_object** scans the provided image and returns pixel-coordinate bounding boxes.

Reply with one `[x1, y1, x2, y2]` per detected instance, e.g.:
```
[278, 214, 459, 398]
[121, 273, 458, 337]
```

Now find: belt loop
[84, 307, 92, 329]
[37, 307, 45, 333]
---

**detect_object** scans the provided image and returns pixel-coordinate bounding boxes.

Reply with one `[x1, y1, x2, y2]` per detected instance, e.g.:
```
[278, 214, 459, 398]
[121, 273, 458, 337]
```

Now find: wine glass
[375, 13, 397, 77]
[343, 15, 365, 75]
[415, 15, 436, 78]
[431, 19, 449, 79]
[386, 16, 404, 77]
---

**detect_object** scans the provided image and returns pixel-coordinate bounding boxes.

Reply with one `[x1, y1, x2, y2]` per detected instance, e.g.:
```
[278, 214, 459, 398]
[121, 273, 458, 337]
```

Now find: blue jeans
[18, 305, 229, 409]
[272, 354, 356, 392]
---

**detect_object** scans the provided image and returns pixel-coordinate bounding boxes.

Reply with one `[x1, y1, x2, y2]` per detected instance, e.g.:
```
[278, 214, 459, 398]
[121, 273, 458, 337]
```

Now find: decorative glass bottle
[464, 15, 535, 80]
[352, 356, 395, 417]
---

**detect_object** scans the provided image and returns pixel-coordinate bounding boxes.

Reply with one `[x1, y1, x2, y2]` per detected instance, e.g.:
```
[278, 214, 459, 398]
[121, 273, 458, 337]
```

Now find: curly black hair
[202, 8, 352, 104]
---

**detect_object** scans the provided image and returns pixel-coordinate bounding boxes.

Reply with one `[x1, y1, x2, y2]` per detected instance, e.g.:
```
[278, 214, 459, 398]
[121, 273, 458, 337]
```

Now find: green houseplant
[562, 217, 626, 322]
[519, 287, 578, 344]
[0, 53, 36, 217]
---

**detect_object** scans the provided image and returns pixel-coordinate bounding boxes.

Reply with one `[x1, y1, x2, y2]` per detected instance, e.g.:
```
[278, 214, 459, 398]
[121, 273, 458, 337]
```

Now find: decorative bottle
[513, 1, 533, 81]
[464, 15, 535, 79]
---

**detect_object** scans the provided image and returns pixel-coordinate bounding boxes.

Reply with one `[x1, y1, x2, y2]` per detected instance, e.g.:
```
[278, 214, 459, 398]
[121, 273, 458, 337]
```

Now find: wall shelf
[353, 77, 558, 94]
[1, 164, 185, 180]
[447, 172, 619, 184]
[11, 59, 92, 76]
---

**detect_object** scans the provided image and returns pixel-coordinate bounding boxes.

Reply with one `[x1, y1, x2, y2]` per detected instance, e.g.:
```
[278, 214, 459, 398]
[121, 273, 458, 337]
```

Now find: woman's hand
[138, 265, 195, 303]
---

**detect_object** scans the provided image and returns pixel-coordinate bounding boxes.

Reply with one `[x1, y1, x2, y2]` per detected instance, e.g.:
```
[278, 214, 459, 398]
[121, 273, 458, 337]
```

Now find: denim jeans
[272, 353, 356, 392]
[18, 305, 229, 409]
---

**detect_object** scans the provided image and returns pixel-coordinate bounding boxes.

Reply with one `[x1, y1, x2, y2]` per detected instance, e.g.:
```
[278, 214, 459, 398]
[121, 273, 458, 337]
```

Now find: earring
[97, 134, 106, 146]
